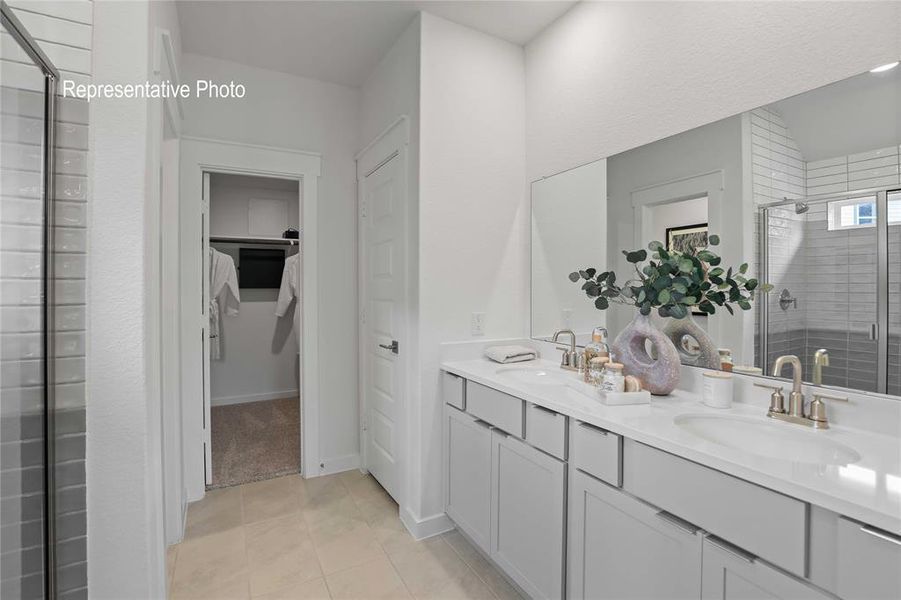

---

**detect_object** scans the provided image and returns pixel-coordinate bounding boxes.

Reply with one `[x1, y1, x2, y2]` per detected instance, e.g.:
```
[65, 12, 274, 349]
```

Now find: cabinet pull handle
[578, 422, 608, 435]
[531, 404, 558, 416]
[655, 511, 699, 536]
[861, 525, 901, 546]
[707, 536, 756, 564]
[472, 419, 492, 430]
[446, 372, 461, 379]
[493, 428, 511, 438]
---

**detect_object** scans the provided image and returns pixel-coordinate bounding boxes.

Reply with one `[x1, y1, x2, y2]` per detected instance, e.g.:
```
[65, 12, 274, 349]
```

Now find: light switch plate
[471, 312, 485, 336]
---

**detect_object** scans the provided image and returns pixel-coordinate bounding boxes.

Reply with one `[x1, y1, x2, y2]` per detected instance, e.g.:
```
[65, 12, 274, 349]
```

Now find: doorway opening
[206, 172, 302, 488]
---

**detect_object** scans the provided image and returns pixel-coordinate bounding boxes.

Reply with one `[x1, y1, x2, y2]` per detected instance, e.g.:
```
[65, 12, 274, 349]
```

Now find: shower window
[828, 195, 901, 230]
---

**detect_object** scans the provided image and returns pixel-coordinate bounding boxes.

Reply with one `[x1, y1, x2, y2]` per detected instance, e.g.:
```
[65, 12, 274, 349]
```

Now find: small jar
[601, 362, 625, 393]
[718, 348, 734, 372]
[702, 370, 734, 408]
[588, 356, 609, 387]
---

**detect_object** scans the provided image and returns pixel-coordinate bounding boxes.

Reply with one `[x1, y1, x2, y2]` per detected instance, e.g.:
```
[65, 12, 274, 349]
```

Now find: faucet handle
[755, 382, 786, 415]
[812, 392, 848, 403]
[754, 382, 783, 392]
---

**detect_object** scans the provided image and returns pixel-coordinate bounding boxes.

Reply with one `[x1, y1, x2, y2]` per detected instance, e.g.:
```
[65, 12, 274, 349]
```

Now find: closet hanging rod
[210, 235, 299, 246]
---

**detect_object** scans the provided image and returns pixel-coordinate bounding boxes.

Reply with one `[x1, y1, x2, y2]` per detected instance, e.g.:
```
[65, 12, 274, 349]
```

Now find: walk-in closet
[206, 173, 302, 488]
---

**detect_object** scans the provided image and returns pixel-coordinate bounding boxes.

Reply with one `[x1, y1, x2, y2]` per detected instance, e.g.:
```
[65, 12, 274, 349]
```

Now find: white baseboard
[310, 453, 360, 477]
[211, 389, 298, 407]
[400, 506, 454, 541]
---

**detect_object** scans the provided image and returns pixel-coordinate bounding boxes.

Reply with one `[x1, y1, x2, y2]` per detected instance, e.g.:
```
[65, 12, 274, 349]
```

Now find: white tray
[597, 389, 651, 405]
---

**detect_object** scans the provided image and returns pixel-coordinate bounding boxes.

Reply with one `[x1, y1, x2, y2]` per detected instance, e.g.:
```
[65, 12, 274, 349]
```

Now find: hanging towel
[275, 252, 301, 347]
[210, 248, 240, 359]
[484, 345, 538, 364]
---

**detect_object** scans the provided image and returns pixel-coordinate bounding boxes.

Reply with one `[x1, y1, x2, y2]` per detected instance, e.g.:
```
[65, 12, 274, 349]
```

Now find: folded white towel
[484, 345, 538, 364]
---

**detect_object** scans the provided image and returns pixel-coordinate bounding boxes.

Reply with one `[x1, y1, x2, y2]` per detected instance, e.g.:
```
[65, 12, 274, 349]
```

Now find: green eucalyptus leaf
[678, 258, 693, 273]
[709, 234, 720, 246]
[724, 303, 734, 315]
[746, 279, 758, 291]
[586, 268, 597, 278]
[648, 241, 664, 252]
[626, 249, 648, 263]
[658, 289, 671, 304]
[739, 263, 748, 274]
[708, 255, 722, 266]
[569, 272, 581, 283]
[681, 296, 697, 305]
[670, 304, 688, 319]
[738, 300, 752, 311]
[640, 304, 651, 316]
[637, 289, 646, 303]
[595, 296, 609, 310]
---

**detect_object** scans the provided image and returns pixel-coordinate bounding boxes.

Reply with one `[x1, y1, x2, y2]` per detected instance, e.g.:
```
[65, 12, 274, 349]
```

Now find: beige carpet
[209, 397, 300, 489]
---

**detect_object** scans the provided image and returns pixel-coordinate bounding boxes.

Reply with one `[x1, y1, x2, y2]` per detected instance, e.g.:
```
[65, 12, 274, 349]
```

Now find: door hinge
[360, 309, 366, 324]
[360, 200, 367, 219]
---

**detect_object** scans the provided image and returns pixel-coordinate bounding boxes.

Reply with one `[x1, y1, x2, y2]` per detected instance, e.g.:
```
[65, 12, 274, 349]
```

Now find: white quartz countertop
[441, 358, 901, 535]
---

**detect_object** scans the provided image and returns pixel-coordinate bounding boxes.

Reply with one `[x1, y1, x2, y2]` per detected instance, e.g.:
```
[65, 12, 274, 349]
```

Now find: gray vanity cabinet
[568, 469, 702, 600]
[701, 537, 832, 600]
[835, 517, 901, 599]
[444, 406, 492, 553]
[490, 429, 565, 600]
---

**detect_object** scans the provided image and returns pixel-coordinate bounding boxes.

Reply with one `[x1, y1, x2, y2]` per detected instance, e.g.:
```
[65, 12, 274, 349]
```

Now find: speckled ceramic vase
[662, 314, 720, 370]
[612, 312, 681, 396]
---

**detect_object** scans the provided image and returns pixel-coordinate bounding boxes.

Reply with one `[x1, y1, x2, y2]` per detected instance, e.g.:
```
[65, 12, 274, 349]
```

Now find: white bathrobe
[210, 248, 240, 359]
[275, 252, 301, 345]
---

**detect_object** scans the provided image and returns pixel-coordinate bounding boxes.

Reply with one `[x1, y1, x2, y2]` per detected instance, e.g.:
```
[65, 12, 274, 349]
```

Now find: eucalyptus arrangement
[568, 234, 771, 319]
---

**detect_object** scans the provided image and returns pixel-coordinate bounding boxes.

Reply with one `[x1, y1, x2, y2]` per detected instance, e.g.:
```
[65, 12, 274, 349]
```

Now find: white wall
[525, 1, 901, 182]
[180, 53, 361, 470]
[530, 159, 607, 341]
[89, 0, 166, 597]
[416, 12, 527, 524]
[648, 196, 708, 248]
[209, 174, 300, 406]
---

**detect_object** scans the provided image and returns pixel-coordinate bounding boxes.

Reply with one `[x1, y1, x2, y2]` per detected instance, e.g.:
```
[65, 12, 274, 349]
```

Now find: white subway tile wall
[2, 2, 91, 598]
[753, 105, 900, 393]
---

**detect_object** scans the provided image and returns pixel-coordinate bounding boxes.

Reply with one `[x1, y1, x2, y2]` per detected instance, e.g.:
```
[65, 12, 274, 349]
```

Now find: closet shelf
[210, 235, 299, 246]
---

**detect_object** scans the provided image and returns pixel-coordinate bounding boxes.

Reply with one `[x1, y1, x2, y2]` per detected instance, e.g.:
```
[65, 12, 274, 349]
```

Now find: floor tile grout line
[441, 532, 505, 600]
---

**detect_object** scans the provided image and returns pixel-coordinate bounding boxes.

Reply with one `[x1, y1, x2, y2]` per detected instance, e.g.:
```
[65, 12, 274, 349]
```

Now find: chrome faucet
[552, 329, 580, 372]
[756, 354, 848, 428]
[813, 349, 829, 385]
[772, 355, 805, 419]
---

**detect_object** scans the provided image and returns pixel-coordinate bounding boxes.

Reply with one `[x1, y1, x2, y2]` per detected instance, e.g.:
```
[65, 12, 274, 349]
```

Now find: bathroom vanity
[440, 359, 901, 600]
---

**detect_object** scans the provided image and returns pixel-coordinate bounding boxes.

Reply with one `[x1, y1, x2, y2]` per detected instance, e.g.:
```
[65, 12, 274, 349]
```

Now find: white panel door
[360, 152, 405, 501]
[201, 172, 212, 485]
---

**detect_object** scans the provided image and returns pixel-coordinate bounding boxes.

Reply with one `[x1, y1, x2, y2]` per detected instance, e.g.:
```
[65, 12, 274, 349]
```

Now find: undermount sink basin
[674, 413, 861, 466]
[495, 366, 568, 388]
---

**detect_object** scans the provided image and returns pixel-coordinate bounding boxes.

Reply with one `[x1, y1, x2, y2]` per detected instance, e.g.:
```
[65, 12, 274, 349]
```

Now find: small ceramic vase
[662, 314, 720, 370]
[611, 312, 681, 395]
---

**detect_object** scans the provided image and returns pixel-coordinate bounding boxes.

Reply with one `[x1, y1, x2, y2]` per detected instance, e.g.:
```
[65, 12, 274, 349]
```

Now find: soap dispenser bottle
[582, 327, 610, 382]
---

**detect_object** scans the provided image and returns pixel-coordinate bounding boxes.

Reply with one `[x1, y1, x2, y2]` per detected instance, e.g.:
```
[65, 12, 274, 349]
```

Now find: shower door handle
[869, 323, 878, 341]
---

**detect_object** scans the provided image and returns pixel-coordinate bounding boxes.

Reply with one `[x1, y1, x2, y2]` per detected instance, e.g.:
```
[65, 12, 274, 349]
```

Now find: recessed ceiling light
[870, 61, 899, 73]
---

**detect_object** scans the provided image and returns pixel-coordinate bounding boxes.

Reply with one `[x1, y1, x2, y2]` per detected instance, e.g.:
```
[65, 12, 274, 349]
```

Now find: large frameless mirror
[530, 64, 901, 398]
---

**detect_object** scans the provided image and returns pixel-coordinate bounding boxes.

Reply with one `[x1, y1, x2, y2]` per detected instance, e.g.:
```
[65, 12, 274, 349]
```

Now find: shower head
[794, 202, 809, 214]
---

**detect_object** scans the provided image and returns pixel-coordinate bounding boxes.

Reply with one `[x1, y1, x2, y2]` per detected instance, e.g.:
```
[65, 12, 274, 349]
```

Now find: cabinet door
[491, 430, 565, 600]
[836, 517, 901, 599]
[568, 470, 702, 600]
[445, 406, 492, 553]
[702, 537, 832, 600]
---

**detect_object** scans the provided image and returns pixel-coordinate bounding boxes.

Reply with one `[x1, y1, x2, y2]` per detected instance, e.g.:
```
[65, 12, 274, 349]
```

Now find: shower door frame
[1, 1, 60, 596]
[759, 186, 891, 395]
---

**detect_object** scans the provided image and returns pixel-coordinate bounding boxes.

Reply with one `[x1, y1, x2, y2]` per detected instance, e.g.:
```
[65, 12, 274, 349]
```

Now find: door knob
[379, 340, 399, 354]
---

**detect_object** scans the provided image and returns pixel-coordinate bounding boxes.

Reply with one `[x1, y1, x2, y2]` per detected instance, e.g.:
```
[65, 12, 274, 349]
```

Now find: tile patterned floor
[168, 471, 525, 600]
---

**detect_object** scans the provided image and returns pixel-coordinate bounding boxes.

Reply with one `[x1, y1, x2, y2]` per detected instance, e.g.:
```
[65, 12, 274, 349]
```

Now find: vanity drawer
[466, 381, 524, 437]
[572, 421, 621, 486]
[836, 517, 901, 599]
[525, 403, 567, 460]
[623, 440, 807, 576]
[443, 371, 466, 410]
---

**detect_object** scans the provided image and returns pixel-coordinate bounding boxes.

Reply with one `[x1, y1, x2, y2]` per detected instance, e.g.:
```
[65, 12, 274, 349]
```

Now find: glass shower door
[1, 4, 59, 598]
[887, 190, 901, 395]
